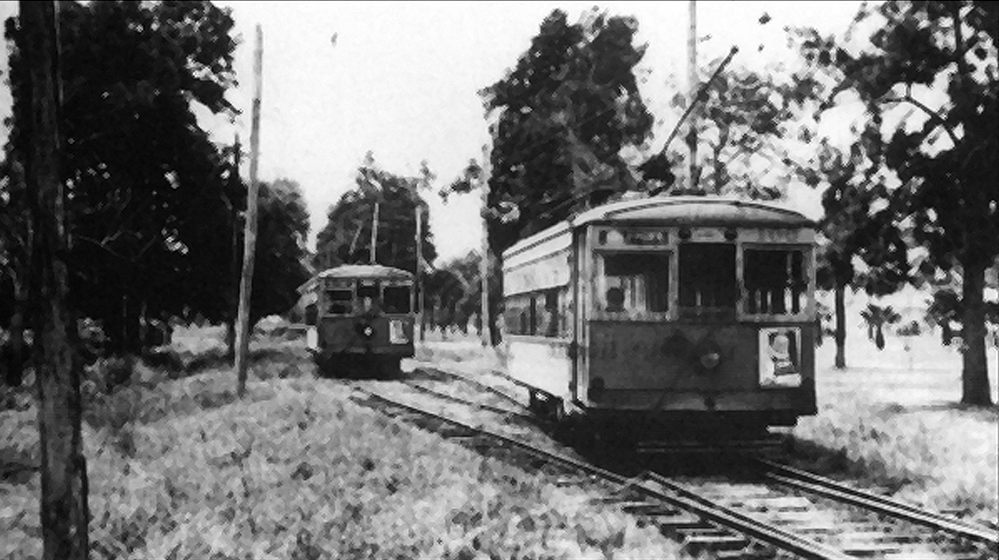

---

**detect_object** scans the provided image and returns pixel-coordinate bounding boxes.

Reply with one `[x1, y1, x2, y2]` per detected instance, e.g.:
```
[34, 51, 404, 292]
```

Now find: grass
[789, 336, 999, 528]
[2, 327, 687, 559]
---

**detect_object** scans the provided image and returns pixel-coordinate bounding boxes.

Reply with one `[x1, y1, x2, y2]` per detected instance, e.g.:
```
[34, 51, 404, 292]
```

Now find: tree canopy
[1, 1, 313, 359]
[248, 179, 312, 326]
[475, 8, 655, 255]
[316, 154, 437, 274]
[793, 0, 997, 404]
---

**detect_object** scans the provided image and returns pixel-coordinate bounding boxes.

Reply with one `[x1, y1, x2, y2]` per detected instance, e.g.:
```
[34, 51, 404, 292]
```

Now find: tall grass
[2, 334, 687, 559]
[793, 353, 999, 527]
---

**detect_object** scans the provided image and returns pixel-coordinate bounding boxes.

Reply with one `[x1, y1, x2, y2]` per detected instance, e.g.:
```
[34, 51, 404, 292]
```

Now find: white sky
[0, 1, 866, 263]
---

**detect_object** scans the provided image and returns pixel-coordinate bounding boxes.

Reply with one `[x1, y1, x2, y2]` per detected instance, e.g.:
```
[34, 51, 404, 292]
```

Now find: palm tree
[860, 304, 902, 350]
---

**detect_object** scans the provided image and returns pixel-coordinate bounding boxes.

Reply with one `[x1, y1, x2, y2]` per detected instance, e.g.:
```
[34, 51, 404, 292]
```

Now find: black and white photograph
[0, 1, 996, 558]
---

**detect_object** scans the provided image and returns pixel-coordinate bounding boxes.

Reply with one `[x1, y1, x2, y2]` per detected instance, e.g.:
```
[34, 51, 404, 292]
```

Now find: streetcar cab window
[598, 253, 669, 314]
[357, 281, 380, 313]
[678, 243, 737, 317]
[383, 284, 412, 314]
[743, 248, 808, 315]
[325, 288, 353, 315]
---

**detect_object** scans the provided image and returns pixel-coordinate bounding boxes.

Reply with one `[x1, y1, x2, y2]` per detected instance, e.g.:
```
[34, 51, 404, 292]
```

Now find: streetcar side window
[599, 253, 670, 314]
[678, 243, 737, 315]
[383, 284, 411, 314]
[744, 248, 808, 315]
[504, 289, 569, 337]
[325, 289, 353, 315]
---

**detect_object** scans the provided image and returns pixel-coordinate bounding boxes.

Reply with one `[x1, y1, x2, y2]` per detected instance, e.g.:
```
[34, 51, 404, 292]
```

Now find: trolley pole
[687, 0, 699, 191]
[479, 143, 491, 347]
[234, 25, 263, 398]
[370, 201, 380, 264]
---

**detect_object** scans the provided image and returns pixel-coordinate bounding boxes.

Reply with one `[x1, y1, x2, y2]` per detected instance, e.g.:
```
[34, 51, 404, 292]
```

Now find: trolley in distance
[302, 264, 415, 377]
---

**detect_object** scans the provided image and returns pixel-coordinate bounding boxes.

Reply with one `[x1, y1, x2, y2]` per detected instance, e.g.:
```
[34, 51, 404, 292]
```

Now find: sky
[0, 1, 867, 263]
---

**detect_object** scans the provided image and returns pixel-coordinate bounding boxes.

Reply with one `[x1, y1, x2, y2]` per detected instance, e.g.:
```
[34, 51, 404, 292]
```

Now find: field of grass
[791, 335, 999, 528]
[1, 326, 687, 559]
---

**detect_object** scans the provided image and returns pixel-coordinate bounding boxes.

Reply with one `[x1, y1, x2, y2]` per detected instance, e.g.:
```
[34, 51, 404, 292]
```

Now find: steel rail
[403, 380, 536, 422]
[758, 459, 999, 547]
[414, 366, 529, 412]
[354, 386, 853, 560]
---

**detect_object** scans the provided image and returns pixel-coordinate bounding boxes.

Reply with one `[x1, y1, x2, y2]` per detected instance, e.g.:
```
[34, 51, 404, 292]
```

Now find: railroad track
[350, 380, 998, 560]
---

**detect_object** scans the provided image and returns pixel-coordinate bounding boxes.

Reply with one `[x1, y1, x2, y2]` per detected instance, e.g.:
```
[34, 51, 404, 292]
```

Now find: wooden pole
[21, 1, 90, 558]
[234, 25, 263, 397]
[370, 201, 380, 264]
[479, 143, 491, 347]
[416, 203, 425, 341]
[226, 133, 241, 359]
[687, 0, 699, 191]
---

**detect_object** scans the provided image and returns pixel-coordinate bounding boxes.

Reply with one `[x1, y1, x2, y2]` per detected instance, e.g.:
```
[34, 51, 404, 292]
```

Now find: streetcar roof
[573, 195, 814, 227]
[297, 264, 413, 294]
[504, 195, 814, 257]
[317, 264, 414, 280]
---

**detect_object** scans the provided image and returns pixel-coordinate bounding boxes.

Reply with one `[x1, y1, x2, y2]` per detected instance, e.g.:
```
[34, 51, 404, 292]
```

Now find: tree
[19, 2, 89, 557]
[450, 8, 652, 343]
[478, 8, 653, 248]
[0, 158, 31, 386]
[860, 303, 902, 350]
[669, 59, 822, 199]
[794, 1, 998, 405]
[249, 179, 312, 326]
[805, 139, 910, 369]
[3, 0, 240, 355]
[316, 154, 437, 273]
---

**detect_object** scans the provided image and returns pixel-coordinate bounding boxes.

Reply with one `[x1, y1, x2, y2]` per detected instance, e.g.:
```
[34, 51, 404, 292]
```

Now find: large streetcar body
[303, 264, 415, 376]
[502, 196, 817, 434]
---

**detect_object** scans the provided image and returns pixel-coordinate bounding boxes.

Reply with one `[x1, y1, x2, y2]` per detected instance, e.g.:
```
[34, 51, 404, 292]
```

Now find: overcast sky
[0, 1, 865, 263]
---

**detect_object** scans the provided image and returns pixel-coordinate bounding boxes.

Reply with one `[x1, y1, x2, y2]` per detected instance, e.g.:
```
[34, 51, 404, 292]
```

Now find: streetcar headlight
[356, 322, 375, 339]
[694, 339, 722, 373]
[699, 351, 721, 370]
[759, 328, 802, 388]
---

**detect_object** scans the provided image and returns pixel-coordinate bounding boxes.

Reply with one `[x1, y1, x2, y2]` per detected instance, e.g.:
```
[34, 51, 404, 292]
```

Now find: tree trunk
[960, 258, 992, 406]
[834, 282, 846, 369]
[21, 2, 90, 558]
[5, 276, 29, 386]
[225, 317, 236, 361]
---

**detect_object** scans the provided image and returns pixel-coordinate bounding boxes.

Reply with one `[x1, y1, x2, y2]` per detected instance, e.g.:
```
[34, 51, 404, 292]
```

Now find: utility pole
[687, 0, 699, 191]
[21, 1, 90, 558]
[415, 202, 425, 341]
[370, 201, 379, 264]
[226, 133, 241, 359]
[234, 25, 263, 398]
[479, 143, 491, 347]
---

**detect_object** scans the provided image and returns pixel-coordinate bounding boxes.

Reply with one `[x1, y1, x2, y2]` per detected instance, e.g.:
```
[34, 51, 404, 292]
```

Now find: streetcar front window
[383, 284, 411, 314]
[325, 289, 352, 315]
[598, 253, 669, 314]
[357, 282, 379, 313]
[678, 243, 737, 316]
[743, 248, 808, 315]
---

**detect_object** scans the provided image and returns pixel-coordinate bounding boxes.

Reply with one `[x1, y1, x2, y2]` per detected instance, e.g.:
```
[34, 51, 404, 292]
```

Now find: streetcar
[301, 264, 415, 377]
[501, 195, 817, 444]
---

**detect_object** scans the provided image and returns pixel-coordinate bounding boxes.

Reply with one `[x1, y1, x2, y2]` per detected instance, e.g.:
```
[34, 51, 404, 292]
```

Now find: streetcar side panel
[502, 224, 575, 403]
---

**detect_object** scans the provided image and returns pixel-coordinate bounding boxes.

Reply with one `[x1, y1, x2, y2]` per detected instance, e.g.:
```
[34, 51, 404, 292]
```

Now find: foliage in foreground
[2, 351, 685, 559]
